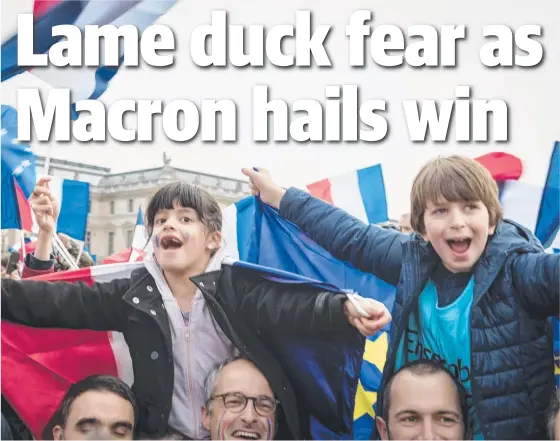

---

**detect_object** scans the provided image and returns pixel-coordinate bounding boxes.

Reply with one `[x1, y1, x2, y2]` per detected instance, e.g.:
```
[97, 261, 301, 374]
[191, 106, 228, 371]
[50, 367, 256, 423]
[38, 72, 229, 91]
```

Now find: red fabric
[475, 152, 522, 181]
[307, 178, 334, 204]
[33, 0, 63, 17]
[14, 179, 33, 231]
[103, 248, 146, 264]
[21, 259, 52, 279]
[1, 268, 120, 440]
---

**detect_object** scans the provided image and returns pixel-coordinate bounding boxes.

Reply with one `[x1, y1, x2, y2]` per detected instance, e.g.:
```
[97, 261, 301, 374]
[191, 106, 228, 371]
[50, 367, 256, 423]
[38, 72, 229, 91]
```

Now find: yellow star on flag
[354, 381, 377, 420]
[363, 331, 388, 372]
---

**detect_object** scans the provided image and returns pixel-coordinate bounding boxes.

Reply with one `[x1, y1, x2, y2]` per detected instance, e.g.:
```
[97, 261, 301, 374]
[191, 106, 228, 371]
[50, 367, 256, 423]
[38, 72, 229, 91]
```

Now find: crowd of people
[1, 155, 559, 440]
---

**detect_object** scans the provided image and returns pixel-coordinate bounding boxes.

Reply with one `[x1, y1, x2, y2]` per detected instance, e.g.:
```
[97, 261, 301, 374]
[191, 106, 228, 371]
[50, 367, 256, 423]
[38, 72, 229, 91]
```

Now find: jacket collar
[400, 220, 539, 308]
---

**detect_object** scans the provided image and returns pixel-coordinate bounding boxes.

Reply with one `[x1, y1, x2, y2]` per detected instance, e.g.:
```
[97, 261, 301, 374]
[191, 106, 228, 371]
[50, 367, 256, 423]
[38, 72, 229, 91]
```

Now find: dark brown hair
[145, 182, 222, 238]
[410, 155, 503, 234]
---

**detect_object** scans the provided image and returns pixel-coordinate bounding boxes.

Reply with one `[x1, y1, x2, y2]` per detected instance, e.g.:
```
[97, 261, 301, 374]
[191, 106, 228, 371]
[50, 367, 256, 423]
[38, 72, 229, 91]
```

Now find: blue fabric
[1, 106, 36, 230]
[1, 1, 84, 81]
[233, 198, 397, 439]
[535, 142, 559, 248]
[279, 188, 559, 440]
[395, 277, 483, 439]
[357, 165, 388, 224]
[57, 179, 90, 241]
[237, 199, 396, 316]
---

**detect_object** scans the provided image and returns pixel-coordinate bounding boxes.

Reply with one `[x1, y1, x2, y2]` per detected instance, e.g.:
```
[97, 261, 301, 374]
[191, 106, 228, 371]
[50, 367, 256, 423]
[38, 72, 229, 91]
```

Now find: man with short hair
[202, 357, 277, 440]
[51, 375, 137, 440]
[376, 360, 471, 440]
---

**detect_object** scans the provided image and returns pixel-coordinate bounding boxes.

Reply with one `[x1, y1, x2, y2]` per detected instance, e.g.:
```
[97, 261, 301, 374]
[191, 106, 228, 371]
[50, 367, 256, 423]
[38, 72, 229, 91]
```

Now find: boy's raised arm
[512, 253, 559, 318]
[242, 168, 406, 286]
[1, 278, 129, 331]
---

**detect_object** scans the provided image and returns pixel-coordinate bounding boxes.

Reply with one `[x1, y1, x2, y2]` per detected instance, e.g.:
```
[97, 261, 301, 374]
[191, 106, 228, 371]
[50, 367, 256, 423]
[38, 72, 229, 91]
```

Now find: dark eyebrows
[111, 421, 134, 431]
[75, 417, 99, 429]
[394, 409, 419, 419]
[175, 207, 198, 217]
[74, 418, 133, 432]
[394, 410, 462, 420]
[435, 410, 461, 420]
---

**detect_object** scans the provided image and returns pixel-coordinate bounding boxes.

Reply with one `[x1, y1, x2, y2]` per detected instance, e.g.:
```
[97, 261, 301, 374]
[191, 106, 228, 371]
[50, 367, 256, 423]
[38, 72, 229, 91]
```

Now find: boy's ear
[488, 223, 496, 234]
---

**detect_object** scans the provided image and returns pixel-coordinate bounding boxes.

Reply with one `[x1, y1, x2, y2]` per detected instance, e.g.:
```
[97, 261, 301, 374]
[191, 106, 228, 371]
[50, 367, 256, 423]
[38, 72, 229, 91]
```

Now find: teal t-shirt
[395, 277, 483, 439]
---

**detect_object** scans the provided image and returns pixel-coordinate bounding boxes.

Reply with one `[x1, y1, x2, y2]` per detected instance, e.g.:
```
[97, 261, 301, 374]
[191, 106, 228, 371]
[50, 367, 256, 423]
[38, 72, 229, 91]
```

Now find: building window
[128, 199, 134, 213]
[85, 231, 91, 249]
[127, 230, 134, 247]
[108, 232, 114, 255]
[110, 201, 115, 215]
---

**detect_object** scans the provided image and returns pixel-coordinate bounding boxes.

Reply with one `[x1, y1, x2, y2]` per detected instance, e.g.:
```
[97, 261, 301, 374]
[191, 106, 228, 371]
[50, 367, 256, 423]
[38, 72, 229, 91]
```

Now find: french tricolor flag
[2, 262, 139, 439]
[35, 176, 91, 242]
[222, 164, 389, 260]
[1, 0, 176, 118]
[1, 105, 91, 241]
[306, 164, 389, 225]
[499, 142, 559, 250]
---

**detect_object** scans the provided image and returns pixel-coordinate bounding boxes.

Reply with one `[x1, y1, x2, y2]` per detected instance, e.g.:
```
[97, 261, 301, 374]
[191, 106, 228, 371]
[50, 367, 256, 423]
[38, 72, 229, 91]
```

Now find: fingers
[355, 314, 391, 337]
[35, 177, 52, 188]
[346, 295, 392, 337]
[241, 167, 269, 178]
[243, 167, 269, 196]
[360, 300, 388, 318]
[353, 318, 371, 337]
[33, 205, 54, 218]
[31, 192, 55, 220]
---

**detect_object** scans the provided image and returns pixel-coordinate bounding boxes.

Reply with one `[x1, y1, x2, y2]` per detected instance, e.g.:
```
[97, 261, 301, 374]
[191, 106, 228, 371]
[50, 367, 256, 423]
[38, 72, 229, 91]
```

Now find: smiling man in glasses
[202, 357, 278, 440]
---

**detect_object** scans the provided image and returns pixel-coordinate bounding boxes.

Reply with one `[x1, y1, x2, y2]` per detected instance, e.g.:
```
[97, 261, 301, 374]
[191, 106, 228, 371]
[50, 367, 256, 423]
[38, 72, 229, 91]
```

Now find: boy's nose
[449, 209, 466, 229]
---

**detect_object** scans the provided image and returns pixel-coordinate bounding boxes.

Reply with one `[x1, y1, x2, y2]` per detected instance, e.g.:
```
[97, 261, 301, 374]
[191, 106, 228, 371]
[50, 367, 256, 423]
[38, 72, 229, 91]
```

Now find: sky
[2, 0, 559, 219]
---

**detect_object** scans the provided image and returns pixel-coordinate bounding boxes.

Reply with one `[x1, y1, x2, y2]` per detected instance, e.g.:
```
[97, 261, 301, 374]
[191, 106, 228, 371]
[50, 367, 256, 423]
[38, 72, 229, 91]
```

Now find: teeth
[233, 430, 259, 440]
[161, 237, 182, 248]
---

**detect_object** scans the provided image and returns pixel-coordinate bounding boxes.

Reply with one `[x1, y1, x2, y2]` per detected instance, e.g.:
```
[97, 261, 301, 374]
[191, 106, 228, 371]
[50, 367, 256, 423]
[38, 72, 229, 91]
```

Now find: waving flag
[500, 142, 559, 249]
[223, 198, 395, 439]
[103, 207, 147, 264]
[2, 263, 138, 439]
[1, 0, 176, 117]
[1, 105, 36, 230]
[2, 258, 366, 440]
[43, 176, 91, 241]
[223, 164, 394, 439]
[306, 164, 388, 224]
[1, 105, 90, 240]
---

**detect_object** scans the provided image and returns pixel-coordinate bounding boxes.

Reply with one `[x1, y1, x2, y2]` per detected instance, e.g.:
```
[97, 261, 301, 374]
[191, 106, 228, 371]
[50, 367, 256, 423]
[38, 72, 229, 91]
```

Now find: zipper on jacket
[185, 300, 197, 439]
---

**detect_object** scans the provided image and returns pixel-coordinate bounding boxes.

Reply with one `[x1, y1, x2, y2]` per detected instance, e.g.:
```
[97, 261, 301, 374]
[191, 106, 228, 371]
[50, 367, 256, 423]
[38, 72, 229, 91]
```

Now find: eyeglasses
[210, 392, 278, 416]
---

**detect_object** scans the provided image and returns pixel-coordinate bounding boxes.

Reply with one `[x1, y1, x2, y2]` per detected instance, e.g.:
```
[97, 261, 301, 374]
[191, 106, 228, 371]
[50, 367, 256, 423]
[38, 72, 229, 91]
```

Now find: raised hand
[241, 167, 286, 209]
[29, 177, 59, 235]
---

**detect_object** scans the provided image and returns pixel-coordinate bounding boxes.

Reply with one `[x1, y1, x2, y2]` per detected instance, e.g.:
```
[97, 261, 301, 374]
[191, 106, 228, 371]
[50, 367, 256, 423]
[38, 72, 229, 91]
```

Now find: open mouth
[159, 236, 183, 250]
[446, 238, 471, 254]
[231, 430, 261, 440]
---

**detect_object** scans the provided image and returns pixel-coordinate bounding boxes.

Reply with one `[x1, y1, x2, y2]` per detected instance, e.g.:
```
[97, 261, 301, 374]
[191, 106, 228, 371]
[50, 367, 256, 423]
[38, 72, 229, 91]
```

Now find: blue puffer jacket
[279, 188, 559, 440]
